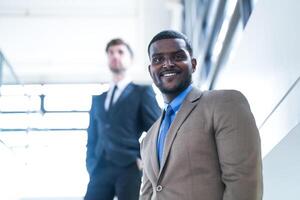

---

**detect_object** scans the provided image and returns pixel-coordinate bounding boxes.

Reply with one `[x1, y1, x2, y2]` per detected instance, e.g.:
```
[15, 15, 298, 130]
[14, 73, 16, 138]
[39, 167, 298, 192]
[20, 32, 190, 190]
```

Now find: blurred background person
[84, 38, 161, 200]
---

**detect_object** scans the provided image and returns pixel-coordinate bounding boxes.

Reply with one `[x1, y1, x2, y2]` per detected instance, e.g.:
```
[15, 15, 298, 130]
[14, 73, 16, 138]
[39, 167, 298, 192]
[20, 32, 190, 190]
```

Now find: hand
[136, 158, 143, 171]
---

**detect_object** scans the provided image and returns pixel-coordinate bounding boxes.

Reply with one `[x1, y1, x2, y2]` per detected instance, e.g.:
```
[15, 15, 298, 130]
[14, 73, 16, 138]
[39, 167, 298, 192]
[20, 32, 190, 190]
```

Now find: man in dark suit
[84, 38, 161, 200]
[140, 30, 263, 200]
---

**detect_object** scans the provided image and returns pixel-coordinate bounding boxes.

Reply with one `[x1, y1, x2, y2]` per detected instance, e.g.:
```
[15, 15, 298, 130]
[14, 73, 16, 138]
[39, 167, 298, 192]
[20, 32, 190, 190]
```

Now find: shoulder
[202, 89, 248, 104]
[132, 83, 153, 90]
[92, 92, 106, 100]
[91, 92, 106, 105]
[200, 90, 252, 118]
[131, 83, 155, 95]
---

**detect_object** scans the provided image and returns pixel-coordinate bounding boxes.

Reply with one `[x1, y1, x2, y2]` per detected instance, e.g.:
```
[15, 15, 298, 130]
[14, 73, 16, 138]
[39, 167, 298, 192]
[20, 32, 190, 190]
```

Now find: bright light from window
[0, 85, 26, 95]
[42, 84, 108, 95]
[0, 142, 21, 200]
[252, 0, 259, 6]
[227, 20, 244, 63]
[0, 95, 40, 112]
[0, 131, 28, 148]
[211, 16, 231, 62]
[152, 83, 164, 108]
[0, 113, 30, 129]
[227, 0, 238, 16]
[1, 83, 108, 96]
[212, 0, 238, 62]
[0, 83, 105, 199]
[0, 130, 89, 198]
[26, 131, 88, 198]
[29, 112, 89, 129]
[23, 84, 44, 96]
[45, 94, 92, 111]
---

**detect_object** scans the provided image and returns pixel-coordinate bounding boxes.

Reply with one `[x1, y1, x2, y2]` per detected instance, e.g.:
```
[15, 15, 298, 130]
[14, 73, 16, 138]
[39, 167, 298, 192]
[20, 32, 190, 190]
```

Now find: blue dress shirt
[157, 85, 193, 166]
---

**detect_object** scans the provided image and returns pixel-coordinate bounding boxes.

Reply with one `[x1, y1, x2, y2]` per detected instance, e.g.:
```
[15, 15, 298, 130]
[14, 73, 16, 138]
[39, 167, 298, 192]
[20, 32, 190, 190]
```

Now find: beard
[109, 65, 126, 74]
[157, 73, 192, 95]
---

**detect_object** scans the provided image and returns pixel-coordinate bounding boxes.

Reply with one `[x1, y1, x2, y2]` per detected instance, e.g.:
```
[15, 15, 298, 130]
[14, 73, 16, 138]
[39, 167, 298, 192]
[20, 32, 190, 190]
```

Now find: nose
[162, 57, 173, 68]
[112, 53, 120, 59]
[109, 53, 120, 63]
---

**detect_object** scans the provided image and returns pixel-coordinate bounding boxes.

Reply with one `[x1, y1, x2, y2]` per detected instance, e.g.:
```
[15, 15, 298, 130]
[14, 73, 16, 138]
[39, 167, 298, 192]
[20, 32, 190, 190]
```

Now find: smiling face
[148, 38, 197, 102]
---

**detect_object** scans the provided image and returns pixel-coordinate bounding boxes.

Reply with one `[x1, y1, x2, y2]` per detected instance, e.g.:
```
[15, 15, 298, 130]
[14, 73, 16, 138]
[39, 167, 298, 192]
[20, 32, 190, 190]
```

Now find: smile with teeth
[163, 73, 176, 77]
[162, 72, 177, 77]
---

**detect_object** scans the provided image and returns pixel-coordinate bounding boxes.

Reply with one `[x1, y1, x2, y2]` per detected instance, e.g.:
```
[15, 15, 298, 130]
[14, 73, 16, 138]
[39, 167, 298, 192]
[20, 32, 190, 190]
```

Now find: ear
[148, 65, 153, 78]
[191, 58, 197, 73]
[129, 57, 134, 65]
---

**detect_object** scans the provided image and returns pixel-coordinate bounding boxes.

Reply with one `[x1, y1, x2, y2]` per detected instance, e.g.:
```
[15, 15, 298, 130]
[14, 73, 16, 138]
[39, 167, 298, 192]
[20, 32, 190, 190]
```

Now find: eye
[174, 53, 187, 61]
[108, 50, 114, 56]
[151, 56, 164, 65]
[118, 50, 124, 55]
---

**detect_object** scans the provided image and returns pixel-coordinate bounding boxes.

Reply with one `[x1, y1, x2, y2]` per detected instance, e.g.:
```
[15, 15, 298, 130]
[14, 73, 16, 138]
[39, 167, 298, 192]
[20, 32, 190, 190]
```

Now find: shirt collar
[110, 77, 132, 91]
[164, 84, 193, 113]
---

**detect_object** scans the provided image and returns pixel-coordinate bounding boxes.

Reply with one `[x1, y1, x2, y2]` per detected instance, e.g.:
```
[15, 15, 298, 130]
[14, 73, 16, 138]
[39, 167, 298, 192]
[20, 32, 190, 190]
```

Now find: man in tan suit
[140, 30, 263, 200]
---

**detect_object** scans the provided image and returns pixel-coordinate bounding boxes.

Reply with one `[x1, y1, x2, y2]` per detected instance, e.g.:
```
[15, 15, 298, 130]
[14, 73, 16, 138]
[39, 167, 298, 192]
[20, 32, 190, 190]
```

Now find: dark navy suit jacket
[86, 83, 161, 175]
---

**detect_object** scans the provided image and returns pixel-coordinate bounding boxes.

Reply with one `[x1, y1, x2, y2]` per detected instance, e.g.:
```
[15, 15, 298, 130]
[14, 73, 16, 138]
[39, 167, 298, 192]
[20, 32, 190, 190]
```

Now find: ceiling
[0, 0, 180, 85]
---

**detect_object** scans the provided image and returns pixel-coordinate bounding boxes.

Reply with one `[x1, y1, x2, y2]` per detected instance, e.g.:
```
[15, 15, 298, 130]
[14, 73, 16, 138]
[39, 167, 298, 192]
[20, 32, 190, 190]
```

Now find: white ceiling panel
[0, 0, 138, 17]
[0, 0, 146, 84]
[0, 0, 176, 84]
[0, 17, 139, 84]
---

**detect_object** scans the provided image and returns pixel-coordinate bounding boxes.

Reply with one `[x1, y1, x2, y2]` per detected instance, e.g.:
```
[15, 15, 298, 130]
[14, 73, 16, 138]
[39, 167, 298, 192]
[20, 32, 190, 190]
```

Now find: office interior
[0, 0, 299, 199]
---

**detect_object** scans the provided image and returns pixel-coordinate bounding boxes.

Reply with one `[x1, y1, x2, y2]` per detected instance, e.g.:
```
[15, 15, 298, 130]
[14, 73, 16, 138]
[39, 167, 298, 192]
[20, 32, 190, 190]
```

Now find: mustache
[159, 68, 181, 76]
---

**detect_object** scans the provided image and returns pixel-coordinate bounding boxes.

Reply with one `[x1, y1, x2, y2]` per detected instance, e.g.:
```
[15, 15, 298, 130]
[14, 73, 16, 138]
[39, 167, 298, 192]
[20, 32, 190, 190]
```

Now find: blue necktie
[157, 105, 174, 166]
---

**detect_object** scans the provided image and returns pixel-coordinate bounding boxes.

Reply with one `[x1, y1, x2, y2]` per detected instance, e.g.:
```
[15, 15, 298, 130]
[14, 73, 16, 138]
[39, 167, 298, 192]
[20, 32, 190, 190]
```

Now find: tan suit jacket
[140, 88, 263, 200]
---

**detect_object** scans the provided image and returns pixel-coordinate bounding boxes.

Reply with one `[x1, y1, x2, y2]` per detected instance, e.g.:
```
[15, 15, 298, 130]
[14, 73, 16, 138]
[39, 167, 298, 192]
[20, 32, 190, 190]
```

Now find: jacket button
[156, 185, 163, 192]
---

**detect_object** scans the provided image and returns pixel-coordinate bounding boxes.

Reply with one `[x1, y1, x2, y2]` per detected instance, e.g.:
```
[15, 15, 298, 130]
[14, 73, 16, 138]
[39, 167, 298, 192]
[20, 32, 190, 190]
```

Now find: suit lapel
[158, 88, 203, 177]
[96, 93, 108, 118]
[149, 115, 163, 178]
[110, 83, 134, 113]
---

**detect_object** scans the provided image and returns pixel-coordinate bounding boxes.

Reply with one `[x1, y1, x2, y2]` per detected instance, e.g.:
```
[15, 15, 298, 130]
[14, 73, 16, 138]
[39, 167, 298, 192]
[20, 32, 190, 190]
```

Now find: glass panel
[0, 85, 25, 96]
[0, 131, 28, 148]
[21, 130, 89, 198]
[0, 141, 21, 200]
[1, 61, 20, 85]
[0, 95, 40, 112]
[29, 112, 89, 129]
[44, 95, 92, 111]
[42, 84, 109, 95]
[0, 130, 89, 198]
[0, 113, 30, 129]
[211, 0, 238, 62]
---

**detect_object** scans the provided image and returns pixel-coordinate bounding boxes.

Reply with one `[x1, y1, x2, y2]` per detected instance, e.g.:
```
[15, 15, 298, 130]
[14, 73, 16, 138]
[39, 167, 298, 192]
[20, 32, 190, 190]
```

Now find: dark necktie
[109, 85, 118, 109]
[157, 105, 174, 166]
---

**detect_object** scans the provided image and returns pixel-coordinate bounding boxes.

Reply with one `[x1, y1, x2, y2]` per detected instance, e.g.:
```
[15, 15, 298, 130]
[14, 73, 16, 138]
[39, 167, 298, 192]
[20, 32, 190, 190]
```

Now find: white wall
[0, 0, 183, 84]
[212, 0, 300, 199]
[139, 0, 183, 70]
[263, 123, 300, 200]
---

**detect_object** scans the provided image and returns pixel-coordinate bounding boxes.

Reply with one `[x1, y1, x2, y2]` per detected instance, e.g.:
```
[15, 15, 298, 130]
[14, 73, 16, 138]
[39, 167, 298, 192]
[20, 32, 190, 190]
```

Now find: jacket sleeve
[213, 91, 263, 200]
[139, 85, 161, 132]
[86, 96, 98, 176]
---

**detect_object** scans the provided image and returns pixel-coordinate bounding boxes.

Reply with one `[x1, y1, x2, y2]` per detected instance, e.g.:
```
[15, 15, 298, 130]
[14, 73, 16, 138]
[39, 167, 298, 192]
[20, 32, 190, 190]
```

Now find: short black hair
[106, 38, 134, 58]
[147, 30, 193, 56]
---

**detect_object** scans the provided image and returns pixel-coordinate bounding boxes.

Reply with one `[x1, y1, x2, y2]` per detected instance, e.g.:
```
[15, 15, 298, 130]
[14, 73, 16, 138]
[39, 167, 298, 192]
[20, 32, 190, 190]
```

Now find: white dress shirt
[104, 77, 132, 111]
